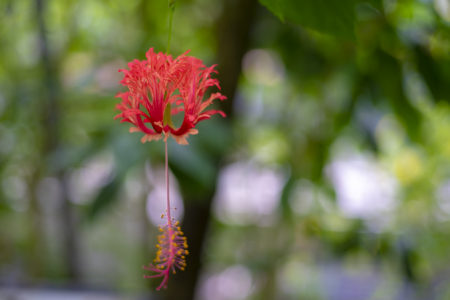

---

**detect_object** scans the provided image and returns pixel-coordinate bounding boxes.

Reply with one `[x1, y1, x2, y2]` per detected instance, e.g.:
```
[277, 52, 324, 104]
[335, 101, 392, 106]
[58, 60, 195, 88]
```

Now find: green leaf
[85, 176, 122, 222]
[414, 44, 450, 103]
[259, 0, 371, 39]
[374, 49, 422, 140]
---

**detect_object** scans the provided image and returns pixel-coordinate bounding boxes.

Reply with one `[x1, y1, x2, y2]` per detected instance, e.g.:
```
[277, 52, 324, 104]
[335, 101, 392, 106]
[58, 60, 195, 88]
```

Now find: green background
[0, 0, 449, 299]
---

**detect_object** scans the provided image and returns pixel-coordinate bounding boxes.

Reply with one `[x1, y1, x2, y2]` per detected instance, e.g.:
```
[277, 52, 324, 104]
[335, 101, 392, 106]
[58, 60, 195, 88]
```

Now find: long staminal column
[143, 137, 189, 290]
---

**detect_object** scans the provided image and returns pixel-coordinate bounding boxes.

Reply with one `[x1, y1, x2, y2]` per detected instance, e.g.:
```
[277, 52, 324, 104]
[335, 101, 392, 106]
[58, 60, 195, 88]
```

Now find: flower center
[163, 102, 174, 130]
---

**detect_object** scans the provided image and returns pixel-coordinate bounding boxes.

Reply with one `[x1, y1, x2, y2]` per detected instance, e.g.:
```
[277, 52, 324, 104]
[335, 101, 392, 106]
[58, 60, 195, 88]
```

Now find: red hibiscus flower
[115, 48, 227, 145]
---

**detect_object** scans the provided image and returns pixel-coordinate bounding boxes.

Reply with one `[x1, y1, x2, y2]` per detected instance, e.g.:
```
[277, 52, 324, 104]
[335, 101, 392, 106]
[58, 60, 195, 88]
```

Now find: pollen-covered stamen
[143, 220, 189, 290]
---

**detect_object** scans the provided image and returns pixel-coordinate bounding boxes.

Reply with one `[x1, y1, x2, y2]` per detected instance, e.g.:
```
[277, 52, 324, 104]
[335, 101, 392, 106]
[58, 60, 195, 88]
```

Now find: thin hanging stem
[165, 0, 175, 230]
[166, 1, 175, 54]
[165, 138, 172, 227]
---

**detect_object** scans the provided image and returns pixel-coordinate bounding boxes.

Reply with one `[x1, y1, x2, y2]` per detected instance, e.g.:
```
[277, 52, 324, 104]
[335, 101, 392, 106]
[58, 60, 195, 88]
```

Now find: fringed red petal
[115, 47, 226, 144]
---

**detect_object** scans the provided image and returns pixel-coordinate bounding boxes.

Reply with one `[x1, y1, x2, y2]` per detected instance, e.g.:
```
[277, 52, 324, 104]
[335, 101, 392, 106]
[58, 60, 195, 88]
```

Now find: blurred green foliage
[0, 0, 450, 299]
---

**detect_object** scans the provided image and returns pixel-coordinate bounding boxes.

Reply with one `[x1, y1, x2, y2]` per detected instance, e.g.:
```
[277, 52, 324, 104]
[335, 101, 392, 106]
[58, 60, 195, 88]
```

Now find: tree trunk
[35, 0, 81, 282]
